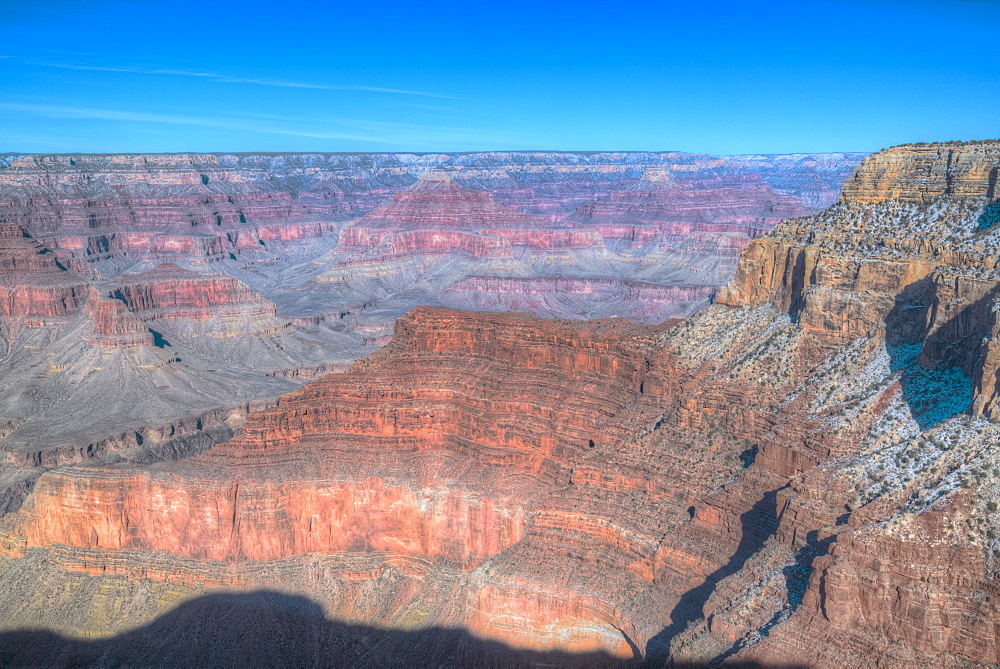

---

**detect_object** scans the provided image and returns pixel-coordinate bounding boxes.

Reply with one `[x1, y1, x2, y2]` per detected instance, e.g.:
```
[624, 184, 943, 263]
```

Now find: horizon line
[0, 148, 883, 158]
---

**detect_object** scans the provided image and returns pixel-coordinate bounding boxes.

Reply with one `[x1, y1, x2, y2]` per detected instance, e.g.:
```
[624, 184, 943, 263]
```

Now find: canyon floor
[5, 145, 1000, 666]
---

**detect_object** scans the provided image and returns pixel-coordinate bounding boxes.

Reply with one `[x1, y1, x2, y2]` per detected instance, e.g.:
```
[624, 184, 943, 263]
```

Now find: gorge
[3, 143, 1000, 666]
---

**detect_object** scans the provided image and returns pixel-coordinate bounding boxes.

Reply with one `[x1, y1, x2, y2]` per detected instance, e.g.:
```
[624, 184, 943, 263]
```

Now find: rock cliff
[0, 149, 889, 666]
[661, 140, 1000, 665]
[0, 224, 89, 322]
[0, 151, 860, 438]
[83, 287, 154, 349]
[4, 308, 688, 658]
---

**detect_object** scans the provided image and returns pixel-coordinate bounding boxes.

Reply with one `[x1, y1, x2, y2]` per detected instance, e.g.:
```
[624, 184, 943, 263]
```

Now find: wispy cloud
[0, 102, 393, 144]
[399, 102, 470, 114]
[0, 101, 535, 149]
[26, 60, 466, 100]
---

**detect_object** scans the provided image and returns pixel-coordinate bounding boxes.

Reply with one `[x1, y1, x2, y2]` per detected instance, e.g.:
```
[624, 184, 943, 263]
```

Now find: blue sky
[1, 0, 997, 154]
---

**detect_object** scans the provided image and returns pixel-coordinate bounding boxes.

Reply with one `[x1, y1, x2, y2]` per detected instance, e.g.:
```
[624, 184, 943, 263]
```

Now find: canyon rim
[6, 0, 1000, 662]
[0, 141, 996, 667]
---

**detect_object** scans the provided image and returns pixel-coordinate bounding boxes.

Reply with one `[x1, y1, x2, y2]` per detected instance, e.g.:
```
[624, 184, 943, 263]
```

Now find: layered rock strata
[444, 275, 714, 323]
[112, 262, 272, 318]
[662, 140, 1000, 665]
[0, 151, 861, 465]
[0, 224, 89, 322]
[83, 287, 154, 349]
[0, 151, 862, 264]
[0, 149, 888, 665]
[3, 308, 694, 658]
[573, 168, 810, 239]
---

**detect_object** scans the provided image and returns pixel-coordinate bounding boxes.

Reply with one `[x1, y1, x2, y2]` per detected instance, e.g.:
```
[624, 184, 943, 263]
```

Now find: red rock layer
[0, 152, 863, 268]
[348, 178, 544, 233]
[574, 169, 811, 237]
[339, 178, 601, 254]
[0, 224, 89, 320]
[0, 154, 372, 265]
[83, 287, 154, 348]
[19, 470, 525, 568]
[3, 307, 689, 657]
[111, 262, 276, 320]
[0, 150, 890, 662]
[841, 140, 1000, 204]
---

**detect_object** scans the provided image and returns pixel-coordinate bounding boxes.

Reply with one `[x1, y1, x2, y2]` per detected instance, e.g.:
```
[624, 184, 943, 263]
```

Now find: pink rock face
[574, 170, 811, 237]
[2, 192, 302, 261]
[348, 178, 545, 233]
[83, 288, 154, 348]
[4, 306, 681, 657]
[19, 469, 525, 568]
[111, 263, 275, 320]
[0, 150, 881, 664]
[338, 178, 603, 255]
[335, 179, 619, 267]
[0, 225, 89, 320]
[0, 284, 87, 320]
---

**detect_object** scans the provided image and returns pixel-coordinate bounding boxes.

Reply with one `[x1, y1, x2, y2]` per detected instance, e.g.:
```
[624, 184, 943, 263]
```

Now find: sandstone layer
[0, 151, 861, 469]
[0, 150, 902, 666]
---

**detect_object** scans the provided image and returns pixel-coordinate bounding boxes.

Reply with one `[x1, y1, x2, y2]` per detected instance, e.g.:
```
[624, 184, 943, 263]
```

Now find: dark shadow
[976, 199, 1000, 231]
[149, 328, 171, 348]
[975, 169, 998, 230]
[1, 591, 631, 668]
[712, 530, 834, 665]
[0, 475, 36, 517]
[738, 444, 758, 469]
[883, 276, 989, 428]
[786, 250, 811, 320]
[643, 490, 781, 664]
[0, 590, 816, 669]
[36, 246, 70, 271]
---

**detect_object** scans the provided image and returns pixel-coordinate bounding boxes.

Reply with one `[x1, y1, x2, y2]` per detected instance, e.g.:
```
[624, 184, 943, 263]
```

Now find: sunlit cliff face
[28, 148, 1000, 666]
[0, 151, 860, 461]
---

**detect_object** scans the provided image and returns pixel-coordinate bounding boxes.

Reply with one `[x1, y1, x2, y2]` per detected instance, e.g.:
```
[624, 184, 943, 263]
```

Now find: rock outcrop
[841, 140, 1000, 204]
[3, 308, 689, 658]
[83, 287, 154, 349]
[0, 224, 89, 322]
[0, 149, 889, 666]
[112, 262, 274, 318]
[661, 141, 1000, 665]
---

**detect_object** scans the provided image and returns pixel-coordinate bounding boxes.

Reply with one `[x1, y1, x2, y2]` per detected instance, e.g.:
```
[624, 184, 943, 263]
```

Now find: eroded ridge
[10, 145, 1000, 665]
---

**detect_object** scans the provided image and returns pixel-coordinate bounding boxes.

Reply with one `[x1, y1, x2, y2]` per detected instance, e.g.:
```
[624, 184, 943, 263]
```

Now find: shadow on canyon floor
[975, 190, 998, 231]
[1, 590, 626, 669]
[643, 490, 782, 665]
[0, 590, 809, 668]
[884, 276, 983, 429]
[712, 530, 835, 665]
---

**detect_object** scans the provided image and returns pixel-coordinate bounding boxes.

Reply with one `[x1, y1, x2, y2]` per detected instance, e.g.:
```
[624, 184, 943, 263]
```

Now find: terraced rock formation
[0, 151, 860, 470]
[0, 149, 897, 666]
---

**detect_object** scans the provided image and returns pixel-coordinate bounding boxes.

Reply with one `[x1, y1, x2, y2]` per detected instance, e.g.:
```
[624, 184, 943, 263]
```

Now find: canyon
[0, 150, 859, 468]
[7, 144, 1000, 666]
